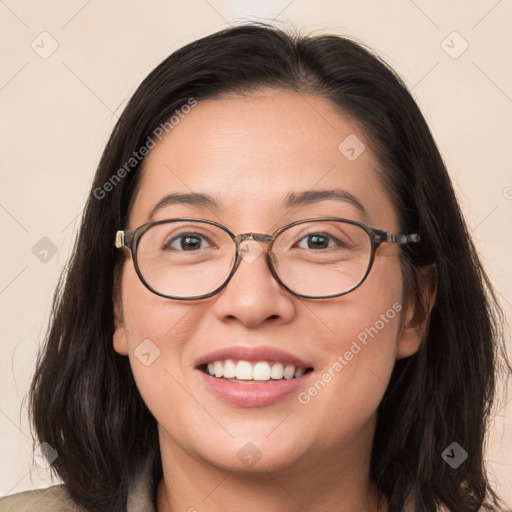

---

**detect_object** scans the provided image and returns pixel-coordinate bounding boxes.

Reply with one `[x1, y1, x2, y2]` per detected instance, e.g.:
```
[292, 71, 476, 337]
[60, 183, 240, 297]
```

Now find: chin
[192, 433, 309, 474]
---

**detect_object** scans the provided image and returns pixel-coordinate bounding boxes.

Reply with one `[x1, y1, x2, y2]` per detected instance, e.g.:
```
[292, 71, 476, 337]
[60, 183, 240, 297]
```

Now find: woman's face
[114, 89, 422, 476]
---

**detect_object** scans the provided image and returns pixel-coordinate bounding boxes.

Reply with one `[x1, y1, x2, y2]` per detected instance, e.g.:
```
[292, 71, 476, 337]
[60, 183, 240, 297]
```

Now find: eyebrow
[149, 192, 219, 220]
[282, 189, 367, 218]
[148, 188, 367, 220]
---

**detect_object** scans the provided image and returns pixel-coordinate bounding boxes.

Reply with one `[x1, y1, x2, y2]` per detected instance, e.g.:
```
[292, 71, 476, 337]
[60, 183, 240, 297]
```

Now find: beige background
[1, 0, 511, 506]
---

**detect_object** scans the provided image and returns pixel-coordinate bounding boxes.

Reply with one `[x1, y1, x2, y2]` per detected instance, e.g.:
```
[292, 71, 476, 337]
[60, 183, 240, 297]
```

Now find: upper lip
[195, 346, 314, 369]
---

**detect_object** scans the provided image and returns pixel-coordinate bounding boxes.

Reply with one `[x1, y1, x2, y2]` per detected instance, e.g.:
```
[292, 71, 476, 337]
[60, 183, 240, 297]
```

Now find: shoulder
[0, 484, 86, 512]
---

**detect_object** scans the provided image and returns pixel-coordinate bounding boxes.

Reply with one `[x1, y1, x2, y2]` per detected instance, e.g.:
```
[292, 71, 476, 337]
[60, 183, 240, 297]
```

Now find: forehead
[128, 89, 398, 231]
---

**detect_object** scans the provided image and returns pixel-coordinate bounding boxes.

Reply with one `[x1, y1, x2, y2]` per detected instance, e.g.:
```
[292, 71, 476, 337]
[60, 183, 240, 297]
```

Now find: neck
[156, 423, 386, 512]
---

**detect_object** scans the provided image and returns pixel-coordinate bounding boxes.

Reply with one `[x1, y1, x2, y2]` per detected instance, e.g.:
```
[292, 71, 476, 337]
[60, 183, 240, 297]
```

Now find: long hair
[29, 23, 508, 511]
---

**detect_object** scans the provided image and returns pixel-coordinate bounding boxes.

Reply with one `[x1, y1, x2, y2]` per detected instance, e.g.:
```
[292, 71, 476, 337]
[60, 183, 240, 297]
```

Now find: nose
[212, 239, 296, 328]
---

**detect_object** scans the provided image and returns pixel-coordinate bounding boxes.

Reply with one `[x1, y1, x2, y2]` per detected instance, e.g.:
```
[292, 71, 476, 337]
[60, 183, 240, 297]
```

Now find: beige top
[0, 477, 498, 511]
[0, 471, 155, 512]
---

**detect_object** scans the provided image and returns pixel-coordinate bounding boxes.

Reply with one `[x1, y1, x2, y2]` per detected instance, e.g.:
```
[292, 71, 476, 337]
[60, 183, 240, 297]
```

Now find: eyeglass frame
[114, 217, 420, 301]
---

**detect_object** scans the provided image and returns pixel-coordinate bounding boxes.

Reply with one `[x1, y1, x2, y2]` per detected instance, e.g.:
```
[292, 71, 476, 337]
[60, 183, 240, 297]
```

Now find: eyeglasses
[114, 217, 420, 300]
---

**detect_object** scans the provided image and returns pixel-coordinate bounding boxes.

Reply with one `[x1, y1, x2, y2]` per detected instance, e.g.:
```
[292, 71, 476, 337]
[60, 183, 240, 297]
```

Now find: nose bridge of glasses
[234, 232, 273, 246]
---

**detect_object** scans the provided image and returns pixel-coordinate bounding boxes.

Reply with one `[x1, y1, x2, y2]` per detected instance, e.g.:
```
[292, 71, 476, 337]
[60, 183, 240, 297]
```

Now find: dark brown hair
[29, 22, 508, 511]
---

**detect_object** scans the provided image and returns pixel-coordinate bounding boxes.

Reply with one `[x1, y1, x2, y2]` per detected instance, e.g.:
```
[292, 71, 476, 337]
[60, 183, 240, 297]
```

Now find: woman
[1, 22, 507, 512]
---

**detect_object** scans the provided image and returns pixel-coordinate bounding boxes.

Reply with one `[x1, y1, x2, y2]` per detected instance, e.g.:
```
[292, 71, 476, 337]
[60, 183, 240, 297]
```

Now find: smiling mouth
[198, 359, 314, 382]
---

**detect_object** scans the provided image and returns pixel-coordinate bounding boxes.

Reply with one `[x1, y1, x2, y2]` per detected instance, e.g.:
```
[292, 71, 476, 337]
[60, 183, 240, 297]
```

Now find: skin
[113, 89, 434, 512]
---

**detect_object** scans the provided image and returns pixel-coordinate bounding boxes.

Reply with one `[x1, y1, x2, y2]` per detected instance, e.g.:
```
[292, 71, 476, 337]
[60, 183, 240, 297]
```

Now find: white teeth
[283, 365, 295, 380]
[203, 359, 309, 381]
[270, 363, 284, 379]
[214, 361, 223, 378]
[253, 362, 271, 381]
[294, 367, 306, 378]
[235, 361, 253, 380]
[223, 359, 237, 378]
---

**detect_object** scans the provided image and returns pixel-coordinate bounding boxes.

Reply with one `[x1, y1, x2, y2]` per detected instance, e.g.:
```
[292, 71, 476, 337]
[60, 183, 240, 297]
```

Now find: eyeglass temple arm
[384, 232, 420, 244]
[115, 230, 135, 250]
[115, 231, 126, 249]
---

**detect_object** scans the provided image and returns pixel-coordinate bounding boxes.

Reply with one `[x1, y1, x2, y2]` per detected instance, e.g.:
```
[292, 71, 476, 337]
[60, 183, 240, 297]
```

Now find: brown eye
[164, 232, 211, 251]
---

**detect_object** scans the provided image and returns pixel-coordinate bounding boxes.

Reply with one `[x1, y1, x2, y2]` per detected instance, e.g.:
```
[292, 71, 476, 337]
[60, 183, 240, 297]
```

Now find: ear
[396, 264, 437, 359]
[113, 290, 129, 356]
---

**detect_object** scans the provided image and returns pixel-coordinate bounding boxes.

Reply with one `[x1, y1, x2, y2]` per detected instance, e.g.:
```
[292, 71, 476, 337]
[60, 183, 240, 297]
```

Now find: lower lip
[196, 369, 312, 407]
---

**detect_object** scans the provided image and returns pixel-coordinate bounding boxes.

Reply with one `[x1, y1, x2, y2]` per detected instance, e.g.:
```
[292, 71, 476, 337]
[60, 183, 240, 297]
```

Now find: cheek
[294, 305, 401, 451]
[307, 294, 402, 395]
[296, 256, 404, 436]
[117, 264, 204, 406]
[337, 252, 404, 378]
[120, 260, 200, 342]
[119, 294, 210, 447]
[318, 251, 404, 356]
